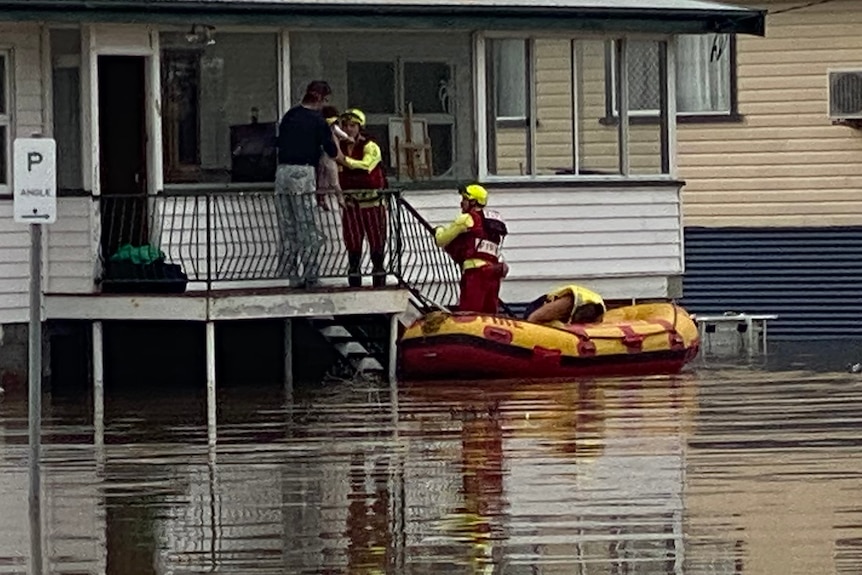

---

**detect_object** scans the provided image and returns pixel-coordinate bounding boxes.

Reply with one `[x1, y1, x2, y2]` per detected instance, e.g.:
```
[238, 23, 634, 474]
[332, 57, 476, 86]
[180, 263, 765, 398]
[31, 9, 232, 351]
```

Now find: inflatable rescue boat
[399, 302, 700, 381]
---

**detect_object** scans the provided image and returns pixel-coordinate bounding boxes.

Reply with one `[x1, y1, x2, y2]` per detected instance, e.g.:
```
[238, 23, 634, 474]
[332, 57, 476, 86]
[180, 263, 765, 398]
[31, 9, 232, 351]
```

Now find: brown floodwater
[2, 342, 862, 574]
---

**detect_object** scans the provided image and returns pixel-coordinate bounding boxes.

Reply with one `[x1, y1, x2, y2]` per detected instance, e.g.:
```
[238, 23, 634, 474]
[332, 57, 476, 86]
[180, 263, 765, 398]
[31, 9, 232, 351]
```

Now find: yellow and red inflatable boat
[399, 302, 700, 381]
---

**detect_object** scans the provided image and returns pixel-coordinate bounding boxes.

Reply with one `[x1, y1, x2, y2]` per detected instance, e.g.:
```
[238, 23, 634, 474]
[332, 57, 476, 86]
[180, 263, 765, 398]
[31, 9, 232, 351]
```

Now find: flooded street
[2, 344, 862, 574]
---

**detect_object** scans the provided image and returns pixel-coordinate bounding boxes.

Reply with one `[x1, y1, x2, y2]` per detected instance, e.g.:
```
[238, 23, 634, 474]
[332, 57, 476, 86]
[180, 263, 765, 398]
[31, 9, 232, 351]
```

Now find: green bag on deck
[109, 243, 166, 265]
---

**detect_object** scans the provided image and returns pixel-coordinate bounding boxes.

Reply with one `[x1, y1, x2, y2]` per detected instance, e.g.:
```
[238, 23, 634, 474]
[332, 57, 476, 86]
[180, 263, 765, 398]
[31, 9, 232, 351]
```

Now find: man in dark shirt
[275, 80, 340, 288]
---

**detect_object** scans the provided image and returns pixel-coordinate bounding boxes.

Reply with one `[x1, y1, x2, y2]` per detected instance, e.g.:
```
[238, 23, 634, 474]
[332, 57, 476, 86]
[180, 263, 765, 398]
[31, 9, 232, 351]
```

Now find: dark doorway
[98, 55, 147, 258]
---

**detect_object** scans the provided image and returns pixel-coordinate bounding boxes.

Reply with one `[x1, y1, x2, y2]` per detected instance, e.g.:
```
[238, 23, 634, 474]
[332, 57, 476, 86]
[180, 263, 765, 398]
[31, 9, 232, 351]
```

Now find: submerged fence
[97, 189, 460, 307]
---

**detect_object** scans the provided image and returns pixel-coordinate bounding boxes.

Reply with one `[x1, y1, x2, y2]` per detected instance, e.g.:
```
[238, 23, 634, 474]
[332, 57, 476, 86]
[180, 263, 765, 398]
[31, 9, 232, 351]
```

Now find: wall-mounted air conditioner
[828, 69, 862, 124]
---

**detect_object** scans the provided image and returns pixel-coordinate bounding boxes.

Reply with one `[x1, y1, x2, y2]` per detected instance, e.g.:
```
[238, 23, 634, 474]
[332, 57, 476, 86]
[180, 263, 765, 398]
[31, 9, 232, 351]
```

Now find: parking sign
[13, 137, 57, 224]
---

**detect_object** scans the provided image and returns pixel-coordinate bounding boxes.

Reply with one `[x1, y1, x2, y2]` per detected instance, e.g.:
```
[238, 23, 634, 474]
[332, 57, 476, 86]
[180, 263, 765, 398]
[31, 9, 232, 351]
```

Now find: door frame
[84, 24, 162, 198]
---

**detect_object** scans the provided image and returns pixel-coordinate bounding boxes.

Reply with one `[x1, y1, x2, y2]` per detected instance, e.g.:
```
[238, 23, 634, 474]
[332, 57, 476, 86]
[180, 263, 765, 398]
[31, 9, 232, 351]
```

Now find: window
[345, 59, 456, 178]
[484, 36, 672, 178]
[51, 28, 83, 193]
[492, 39, 528, 120]
[160, 32, 279, 185]
[607, 34, 734, 118]
[0, 50, 10, 190]
[290, 31, 474, 184]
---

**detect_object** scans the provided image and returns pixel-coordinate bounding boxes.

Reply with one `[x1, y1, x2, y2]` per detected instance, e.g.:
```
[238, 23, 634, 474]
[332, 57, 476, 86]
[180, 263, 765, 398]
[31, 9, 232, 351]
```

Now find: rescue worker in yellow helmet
[525, 285, 606, 325]
[336, 108, 389, 288]
[434, 184, 509, 314]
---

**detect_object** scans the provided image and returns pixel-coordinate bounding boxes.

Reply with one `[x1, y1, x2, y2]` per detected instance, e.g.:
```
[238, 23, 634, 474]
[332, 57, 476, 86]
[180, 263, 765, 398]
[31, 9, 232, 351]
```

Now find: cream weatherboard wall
[678, 0, 862, 227]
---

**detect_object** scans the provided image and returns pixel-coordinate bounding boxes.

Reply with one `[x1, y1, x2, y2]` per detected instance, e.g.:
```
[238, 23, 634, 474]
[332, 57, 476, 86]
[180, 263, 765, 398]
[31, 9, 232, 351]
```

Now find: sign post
[14, 136, 56, 575]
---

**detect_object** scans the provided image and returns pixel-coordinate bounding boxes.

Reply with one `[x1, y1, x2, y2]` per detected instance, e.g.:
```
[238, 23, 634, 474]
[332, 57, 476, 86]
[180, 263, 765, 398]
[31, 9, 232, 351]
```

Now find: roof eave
[0, 1, 768, 37]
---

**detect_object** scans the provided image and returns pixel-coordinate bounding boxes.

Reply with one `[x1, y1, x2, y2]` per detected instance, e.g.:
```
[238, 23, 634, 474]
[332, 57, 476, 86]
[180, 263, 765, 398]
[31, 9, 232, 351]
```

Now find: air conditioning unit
[828, 69, 862, 121]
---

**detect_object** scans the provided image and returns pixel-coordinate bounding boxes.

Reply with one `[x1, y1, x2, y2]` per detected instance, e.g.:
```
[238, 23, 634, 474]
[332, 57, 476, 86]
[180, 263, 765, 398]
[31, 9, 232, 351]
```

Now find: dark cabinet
[230, 121, 277, 183]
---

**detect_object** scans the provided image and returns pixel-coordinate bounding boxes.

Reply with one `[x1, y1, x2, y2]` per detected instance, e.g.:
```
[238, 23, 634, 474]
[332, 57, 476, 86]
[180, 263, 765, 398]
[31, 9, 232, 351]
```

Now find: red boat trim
[400, 333, 691, 367]
[577, 339, 597, 356]
[652, 318, 686, 351]
[617, 323, 645, 353]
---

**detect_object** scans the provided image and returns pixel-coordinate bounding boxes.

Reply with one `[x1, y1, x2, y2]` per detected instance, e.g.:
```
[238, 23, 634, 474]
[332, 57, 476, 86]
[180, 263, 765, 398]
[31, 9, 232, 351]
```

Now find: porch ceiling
[0, 0, 765, 36]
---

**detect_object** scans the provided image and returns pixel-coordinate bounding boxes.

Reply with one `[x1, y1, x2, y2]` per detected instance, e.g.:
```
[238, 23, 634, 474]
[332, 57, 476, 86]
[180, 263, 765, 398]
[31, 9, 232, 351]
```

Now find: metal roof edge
[0, 1, 767, 36]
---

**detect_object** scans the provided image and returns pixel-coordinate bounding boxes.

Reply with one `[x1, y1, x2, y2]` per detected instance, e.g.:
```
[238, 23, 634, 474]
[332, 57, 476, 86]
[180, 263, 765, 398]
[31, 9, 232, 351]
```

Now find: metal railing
[97, 189, 460, 307]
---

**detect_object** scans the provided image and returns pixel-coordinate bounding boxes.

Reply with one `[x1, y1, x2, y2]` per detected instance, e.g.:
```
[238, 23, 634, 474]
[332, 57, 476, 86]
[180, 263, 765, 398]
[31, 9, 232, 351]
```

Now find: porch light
[186, 24, 215, 47]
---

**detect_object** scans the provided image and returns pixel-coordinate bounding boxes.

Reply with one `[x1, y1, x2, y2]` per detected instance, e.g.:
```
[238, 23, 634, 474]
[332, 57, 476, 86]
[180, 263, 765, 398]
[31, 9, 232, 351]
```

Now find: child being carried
[316, 105, 353, 210]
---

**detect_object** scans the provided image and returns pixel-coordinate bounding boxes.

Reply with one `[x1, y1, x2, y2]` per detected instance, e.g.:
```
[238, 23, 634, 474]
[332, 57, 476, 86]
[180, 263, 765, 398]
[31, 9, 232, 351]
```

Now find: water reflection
[2, 364, 862, 573]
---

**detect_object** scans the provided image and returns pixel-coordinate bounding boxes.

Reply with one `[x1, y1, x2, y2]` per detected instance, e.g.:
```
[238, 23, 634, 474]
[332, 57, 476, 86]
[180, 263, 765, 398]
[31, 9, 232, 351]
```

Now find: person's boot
[347, 251, 362, 288]
[370, 251, 386, 288]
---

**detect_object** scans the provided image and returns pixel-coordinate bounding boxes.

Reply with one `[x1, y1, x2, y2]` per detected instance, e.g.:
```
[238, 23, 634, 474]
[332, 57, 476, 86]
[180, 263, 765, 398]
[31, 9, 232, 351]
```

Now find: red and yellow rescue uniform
[338, 108, 388, 288]
[435, 184, 509, 314]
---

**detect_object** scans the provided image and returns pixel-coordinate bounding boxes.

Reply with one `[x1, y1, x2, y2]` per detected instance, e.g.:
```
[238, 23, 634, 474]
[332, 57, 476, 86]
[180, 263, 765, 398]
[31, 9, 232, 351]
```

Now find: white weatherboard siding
[404, 186, 683, 302]
[46, 198, 98, 294]
[0, 23, 44, 324]
[0, 201, 30, 323]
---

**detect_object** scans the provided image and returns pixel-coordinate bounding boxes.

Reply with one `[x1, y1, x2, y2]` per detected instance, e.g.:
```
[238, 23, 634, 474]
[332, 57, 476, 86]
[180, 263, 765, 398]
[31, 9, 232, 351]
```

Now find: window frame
[603, 34, 740, 124]
[477, 30, 677, 183]
[0, 48, 11, 195]
[346, 55, 459, 180]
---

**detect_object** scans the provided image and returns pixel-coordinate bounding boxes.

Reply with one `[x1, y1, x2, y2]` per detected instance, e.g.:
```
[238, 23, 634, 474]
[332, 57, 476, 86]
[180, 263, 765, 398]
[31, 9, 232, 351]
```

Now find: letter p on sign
[13, 137, 57, 224]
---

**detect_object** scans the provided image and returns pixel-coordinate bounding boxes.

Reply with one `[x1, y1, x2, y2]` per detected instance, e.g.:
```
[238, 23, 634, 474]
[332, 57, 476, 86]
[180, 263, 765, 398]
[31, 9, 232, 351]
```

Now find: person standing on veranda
[275, 80, 340, 288]
[336, 108, 389, 288]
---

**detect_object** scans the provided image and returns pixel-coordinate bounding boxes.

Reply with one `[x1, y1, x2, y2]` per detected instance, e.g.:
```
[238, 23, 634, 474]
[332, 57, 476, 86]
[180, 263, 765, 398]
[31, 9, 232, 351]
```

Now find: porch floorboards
[44, 286, 411, 322]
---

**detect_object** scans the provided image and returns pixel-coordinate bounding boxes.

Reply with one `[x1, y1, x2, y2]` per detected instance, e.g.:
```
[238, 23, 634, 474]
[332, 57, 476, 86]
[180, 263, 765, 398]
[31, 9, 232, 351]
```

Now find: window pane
[627, 40, 661, 112]
[0, 54, 6, 115]
[51, 28, 83, 191]
[160, 32, 279, 184]
[163, 51, 200, 166]
[577, 39, 620, 175]
[427, 124, 453, 177]
[534, 39, 574, 175]
[404, 62, 451, 114]
[493, 39, 527, 118]
[0, 125, 6, 185]
[628, 40, 669, 175]
[347, 62, 395, 114]
[291, 31, 474, 183]
[486, 38, 529, 176]
[676, 34, 731, 113]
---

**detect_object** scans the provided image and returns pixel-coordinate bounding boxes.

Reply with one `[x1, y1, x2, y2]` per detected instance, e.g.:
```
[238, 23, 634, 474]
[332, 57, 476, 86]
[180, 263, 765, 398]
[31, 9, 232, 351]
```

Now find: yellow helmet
[459, 183, 488, 207]
[341, 108, 366, 127]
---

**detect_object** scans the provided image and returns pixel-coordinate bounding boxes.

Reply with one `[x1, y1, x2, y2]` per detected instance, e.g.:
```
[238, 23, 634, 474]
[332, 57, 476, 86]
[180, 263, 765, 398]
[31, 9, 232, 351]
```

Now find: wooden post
[206, 321, 216, 447]
[284, 319, 294, 399]
[388, 313, 399, 385]
[92, 321, 104, 455]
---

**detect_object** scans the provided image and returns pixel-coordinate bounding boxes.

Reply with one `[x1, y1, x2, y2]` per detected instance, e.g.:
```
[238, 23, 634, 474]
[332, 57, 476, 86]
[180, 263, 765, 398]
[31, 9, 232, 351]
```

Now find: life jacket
[548, 285, 606, 323]
[339, 137, 387, 206]
[444, 208, 508, 266]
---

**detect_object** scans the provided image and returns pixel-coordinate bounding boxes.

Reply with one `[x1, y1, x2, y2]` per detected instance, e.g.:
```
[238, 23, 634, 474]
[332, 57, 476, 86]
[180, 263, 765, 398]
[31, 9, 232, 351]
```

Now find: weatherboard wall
[678, 0, 862, 228]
